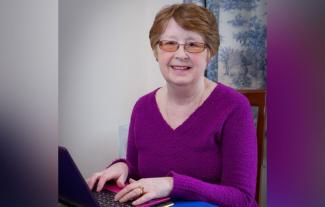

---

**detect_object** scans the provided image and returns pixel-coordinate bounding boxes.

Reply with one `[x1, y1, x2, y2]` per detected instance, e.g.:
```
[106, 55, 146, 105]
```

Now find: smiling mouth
[170, 65, 192, 70]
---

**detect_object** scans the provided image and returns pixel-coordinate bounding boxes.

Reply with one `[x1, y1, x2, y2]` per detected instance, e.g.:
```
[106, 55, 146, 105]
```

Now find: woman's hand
[114, 177, 173, 206]
[86, 162, 128, 192]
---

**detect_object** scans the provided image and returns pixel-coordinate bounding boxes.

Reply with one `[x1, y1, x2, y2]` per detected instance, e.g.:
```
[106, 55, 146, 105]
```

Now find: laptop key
[92, 190, 132, 207]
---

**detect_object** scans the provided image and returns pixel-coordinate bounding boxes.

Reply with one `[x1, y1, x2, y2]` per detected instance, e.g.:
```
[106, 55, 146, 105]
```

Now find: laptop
[59, 146, 173, 207]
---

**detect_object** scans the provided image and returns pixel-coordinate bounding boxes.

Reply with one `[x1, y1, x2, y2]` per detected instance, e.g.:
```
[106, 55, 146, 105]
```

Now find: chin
[166, 77, 195, 87]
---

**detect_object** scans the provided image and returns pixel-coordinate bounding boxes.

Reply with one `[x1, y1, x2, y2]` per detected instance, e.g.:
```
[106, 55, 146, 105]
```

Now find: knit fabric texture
[115, 83, 258, 207]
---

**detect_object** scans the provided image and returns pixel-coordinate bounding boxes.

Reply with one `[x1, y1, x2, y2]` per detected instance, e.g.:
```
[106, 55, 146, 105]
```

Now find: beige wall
[59, 0, 182, 178]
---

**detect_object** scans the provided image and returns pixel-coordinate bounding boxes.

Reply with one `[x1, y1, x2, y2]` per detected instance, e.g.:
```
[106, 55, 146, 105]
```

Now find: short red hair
[149, 3, 219, 57]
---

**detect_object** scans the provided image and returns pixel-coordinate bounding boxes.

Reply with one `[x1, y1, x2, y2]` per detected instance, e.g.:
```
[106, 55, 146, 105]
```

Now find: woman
[87, 3, 257, 207]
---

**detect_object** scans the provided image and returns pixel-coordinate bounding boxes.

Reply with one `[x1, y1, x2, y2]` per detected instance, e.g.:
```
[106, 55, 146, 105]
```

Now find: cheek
[158, 54, 172, 67]
[193, 56, 209, 69]
[158, 57, 170, 76]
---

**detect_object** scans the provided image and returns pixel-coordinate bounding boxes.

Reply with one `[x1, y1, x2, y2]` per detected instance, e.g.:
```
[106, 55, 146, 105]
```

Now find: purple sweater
[116, 83, 257, 207]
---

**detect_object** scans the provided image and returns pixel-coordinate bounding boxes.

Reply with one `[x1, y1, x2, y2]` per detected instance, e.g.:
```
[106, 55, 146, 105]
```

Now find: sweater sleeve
[109, 104, 140, 180]
[169, 98, 257, 207]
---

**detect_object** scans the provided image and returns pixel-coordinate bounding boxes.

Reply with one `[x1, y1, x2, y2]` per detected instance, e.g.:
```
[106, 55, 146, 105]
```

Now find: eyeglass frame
[157, 40, 208, 53]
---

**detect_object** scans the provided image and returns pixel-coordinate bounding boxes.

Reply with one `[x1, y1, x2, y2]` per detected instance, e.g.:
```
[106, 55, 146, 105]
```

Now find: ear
[153, 49, 158, 62]
[206, 50, 211, 63]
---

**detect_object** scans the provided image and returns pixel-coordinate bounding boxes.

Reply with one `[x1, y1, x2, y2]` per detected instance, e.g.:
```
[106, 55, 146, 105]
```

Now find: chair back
[238, 89, 266, 205]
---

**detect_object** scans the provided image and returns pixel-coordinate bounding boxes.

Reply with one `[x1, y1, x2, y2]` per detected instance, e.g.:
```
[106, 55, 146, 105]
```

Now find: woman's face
[154, 18, 210, 87]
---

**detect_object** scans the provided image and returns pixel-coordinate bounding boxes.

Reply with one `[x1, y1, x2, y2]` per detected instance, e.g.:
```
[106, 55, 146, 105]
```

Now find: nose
[174, 44, 189, 60]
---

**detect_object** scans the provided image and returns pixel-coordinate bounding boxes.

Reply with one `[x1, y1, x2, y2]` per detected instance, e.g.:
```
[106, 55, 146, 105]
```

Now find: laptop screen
[59, 146, 99, 207]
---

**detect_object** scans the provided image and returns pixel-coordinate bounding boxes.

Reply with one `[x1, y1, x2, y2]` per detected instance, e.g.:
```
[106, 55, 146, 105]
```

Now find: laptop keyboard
[92, 190, 132, 207]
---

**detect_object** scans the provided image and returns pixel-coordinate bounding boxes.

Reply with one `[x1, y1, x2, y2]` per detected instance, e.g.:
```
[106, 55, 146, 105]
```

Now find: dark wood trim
[238, 89, 266, 205]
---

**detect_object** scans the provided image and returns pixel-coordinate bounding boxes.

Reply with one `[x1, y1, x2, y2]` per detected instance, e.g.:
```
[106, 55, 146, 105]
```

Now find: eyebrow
[160, 35, 177, 40]
[160, 36, 203, 42]
[185, 37, 200, 41]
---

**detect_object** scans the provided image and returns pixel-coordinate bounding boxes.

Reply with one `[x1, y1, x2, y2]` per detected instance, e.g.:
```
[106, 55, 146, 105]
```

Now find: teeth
[172, 66, 190, 70]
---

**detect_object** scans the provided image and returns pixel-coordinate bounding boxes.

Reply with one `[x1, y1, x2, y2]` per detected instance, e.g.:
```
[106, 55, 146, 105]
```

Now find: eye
[164, 41, 178, 46]
[187, 42, 202, 47]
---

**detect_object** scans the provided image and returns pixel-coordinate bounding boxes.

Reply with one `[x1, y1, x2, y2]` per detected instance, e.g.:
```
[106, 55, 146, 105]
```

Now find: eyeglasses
[158, 40, 207, 53]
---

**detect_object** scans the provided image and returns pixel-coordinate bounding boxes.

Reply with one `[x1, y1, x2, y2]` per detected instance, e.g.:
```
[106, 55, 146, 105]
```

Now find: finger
[119, 187, 143, 203]
[114, 183, 137, 201]
[96, 173, 115, 192]
[129, 178, 136, 183]
[86, 178, 94, 190]
[116, 174, 127, 188]
[86, 173, 101, 190]
[132, 193, 154, 206]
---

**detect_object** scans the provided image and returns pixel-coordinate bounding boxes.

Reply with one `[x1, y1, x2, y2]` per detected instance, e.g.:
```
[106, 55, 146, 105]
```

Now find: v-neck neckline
[153, 83, 220, 134]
